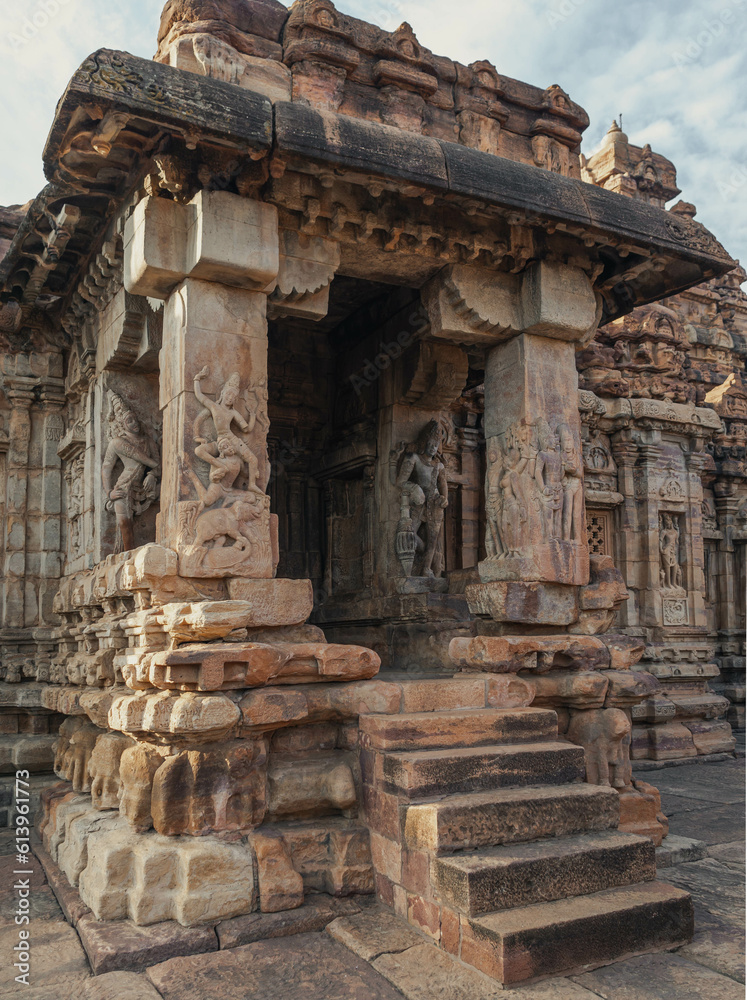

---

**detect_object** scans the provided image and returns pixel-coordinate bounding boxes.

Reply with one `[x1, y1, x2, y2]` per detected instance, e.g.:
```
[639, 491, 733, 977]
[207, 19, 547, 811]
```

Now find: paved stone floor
[0, 757, 742, 999]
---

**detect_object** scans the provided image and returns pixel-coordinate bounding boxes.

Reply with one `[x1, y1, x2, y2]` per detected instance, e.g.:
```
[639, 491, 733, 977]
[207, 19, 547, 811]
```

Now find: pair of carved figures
[395, 420, 448, 578]
[660, 513, 684, 592]
[485, 418, 584, 559]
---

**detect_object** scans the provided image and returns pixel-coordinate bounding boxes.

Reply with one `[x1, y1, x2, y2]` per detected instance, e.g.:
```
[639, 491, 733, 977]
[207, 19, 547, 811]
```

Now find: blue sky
[0, 0, 745, 273]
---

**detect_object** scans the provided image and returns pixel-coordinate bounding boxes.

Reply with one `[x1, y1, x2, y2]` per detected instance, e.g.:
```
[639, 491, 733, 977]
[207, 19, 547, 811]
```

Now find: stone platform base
[32, 832, 367, 974]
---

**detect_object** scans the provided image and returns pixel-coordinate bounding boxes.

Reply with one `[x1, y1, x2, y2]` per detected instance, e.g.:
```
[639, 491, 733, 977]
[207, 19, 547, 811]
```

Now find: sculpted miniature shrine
[0, 0, 744, 986]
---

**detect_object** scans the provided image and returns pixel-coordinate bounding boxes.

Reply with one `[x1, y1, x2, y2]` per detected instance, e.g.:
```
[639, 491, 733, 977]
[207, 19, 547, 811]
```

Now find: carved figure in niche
[660, 514, 683, 591]
[498, 422, 534, 557]
[395, 420, 448, 578]
[66, 454, 86, 555]
[181, 493, 272, 575]
[559, 424, 584, 542]
[194, 366, 261, 491]
[101, 393, 160, 553]
[485, 439, 504, 559]
[534, 419, 564, 540]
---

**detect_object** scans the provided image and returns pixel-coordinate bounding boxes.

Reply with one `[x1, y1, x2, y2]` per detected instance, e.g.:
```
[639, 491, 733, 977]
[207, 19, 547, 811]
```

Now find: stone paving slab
[217, 895, 363, 949]
[0, 919, 90, 993]
[661, 858, 745, 928]
[147, 931, 406, 999]
[664, 803, 745, 845]
[658, 792, 714, 815]
[573, 952, 744, 999]
[0, 884, 63, 924]
[77, 911, 219, 975]
[327, 904, 423, 962]
[680, 902, 745, 984]
[372, 942, 601, 999]
[655, 835, 707, 868]
[80, 971, 164, 999]
[708, 840, 745, 866]
[0, 975, 90, 999]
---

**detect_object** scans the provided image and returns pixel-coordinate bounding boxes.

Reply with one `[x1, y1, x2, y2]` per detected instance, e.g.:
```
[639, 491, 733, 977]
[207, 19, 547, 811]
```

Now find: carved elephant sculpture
[566, 707, 632, 789]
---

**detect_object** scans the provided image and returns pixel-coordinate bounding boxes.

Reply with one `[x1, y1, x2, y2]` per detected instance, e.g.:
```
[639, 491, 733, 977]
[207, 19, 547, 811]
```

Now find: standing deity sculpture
[395, 420, 448, 578]
[659, 513, 683, 591]
[559, 423, 584, 542]
[101, 393, 160, 553]
[534, 419, 564, 540]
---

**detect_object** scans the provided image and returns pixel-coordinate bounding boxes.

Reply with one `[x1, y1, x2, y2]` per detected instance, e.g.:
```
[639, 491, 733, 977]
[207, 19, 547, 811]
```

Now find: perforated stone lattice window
[586, 511, 610, 555]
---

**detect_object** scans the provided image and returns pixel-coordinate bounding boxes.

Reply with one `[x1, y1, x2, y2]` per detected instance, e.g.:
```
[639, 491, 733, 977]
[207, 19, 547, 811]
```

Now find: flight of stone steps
[360, 685, 693, 986]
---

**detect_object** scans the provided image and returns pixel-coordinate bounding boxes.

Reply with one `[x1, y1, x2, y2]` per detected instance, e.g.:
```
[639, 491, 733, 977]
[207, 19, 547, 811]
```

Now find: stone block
[267, 755, 357, 820]
[164, 34, 292, 103]
[76, 914, 218, 975]
[398, 677, 487, 713]
[434, 830, 655, 917]
[466, 581, 578, 625]
[600, 634, 646, 670]
[533, 671, 609, 710]
[380, 742, 585, 799]
[78, 826, 257, 927]
[461, 882, 693, 985]
[226, 578, 314, 621]
[360, 708, 557, 751]
[186, 190, 279, 289]
[656, 835, 707, 868]
[404, 784, 619, 853]
[327, 905, 422, 962]
[0, 733, 57, 774]
[684, 721, 736, 755]
[217, 896, 362, 949]
[124, 196, 188, 300]
[250, 831, 304, 913]
[486, 675, 536, 708]
[109, 691, 240, 739]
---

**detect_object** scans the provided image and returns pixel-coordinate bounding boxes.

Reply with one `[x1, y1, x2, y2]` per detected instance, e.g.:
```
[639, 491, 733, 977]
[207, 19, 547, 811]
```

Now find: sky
[0, 0, 745, 273]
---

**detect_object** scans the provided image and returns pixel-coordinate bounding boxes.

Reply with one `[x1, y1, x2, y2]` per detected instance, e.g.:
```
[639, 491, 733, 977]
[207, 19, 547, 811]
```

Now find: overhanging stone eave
[1, 47, 736, 320]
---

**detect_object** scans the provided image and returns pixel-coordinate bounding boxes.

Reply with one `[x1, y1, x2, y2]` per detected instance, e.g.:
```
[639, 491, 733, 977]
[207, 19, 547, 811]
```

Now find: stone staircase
[360, 688, 693, 986]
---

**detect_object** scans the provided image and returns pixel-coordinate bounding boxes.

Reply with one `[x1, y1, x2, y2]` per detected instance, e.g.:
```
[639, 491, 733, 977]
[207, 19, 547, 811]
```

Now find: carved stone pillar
[3, 380, 35, 627]
[125, 189, 339, 583]
[424, 259, 598, 620]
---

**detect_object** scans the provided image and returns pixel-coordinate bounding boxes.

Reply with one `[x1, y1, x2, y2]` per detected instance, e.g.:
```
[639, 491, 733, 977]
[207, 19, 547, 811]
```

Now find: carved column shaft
[3, 382, 35, 627]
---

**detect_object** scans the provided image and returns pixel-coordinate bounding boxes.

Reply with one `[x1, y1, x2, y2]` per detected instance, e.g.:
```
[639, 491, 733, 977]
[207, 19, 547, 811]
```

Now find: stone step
[381, 741, 585, 798]
[433, 830, 655, 915]
[459, 881, 693, 986]
[403, 783, 619, 853]
[359, 708, 557, 752]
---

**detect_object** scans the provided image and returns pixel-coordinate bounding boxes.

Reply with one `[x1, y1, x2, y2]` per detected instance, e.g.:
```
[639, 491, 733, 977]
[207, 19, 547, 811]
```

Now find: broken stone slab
[599, 634, 646, 671]
[573, 950, 744, 999]
[217, 896, 363, 949]
[656, 835, 708, 868]
[327, 904, 423, 962]
[157, 586, 313, 645]
[249, 831, 304, 913]
[266, 755, 357, 820]
[450, 635, 610, 674]
[76, 912, 219, 974]
[659, 858, 746, 929]
[146, 931, 406, 999]
[239, 679, 403, 732]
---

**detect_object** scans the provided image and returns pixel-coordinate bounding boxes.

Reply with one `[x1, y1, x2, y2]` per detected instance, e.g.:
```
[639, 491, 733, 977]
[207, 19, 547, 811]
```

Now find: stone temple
[0, 0, 744, 987]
